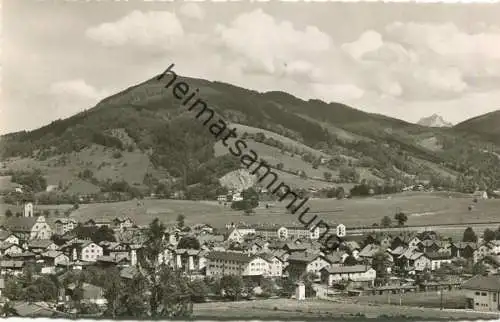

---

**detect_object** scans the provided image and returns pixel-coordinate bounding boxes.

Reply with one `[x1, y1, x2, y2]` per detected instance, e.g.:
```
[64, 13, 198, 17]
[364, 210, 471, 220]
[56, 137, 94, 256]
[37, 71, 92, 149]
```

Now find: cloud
[49, 79, 108, 100]
[179, 3, 205, 20]
[311, 83, 365, 102]
[386, 22, 500, 60]
[85, 10, 184, 49]
[214, 9, 333, 81]
[342, 30, 383, 60]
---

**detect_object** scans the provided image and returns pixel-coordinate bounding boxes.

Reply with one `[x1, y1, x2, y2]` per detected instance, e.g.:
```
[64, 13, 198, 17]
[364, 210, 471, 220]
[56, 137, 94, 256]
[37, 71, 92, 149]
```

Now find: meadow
[1, 192, 496, 232]
[193, 298, 497, 320]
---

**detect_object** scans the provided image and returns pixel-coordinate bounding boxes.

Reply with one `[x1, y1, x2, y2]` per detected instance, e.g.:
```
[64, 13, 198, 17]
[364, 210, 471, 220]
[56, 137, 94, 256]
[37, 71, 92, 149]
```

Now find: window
[494, 293, 498, 302]
[475, 292, 480, 295]
[482, 292, 487, 296]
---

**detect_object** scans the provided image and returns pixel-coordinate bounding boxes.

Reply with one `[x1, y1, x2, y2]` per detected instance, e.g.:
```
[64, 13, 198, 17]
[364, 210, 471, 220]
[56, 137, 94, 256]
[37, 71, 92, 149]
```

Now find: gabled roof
[452, 241, 478, 250]
[462, 275, 500, 292]
[359, 244, 380, 258]
[2, 217, 38, 232]
[42, 250, 65, 258]
[0, 241, 20, 250]
[287, 251, 321, 263]
[0, 230, 17, 240]
[322, 264, 372, 274]
[0, 260, 25, 268]
[28, 239, 55, 249]
[424, 252, 452, 260]
[206, 251, 258, 263]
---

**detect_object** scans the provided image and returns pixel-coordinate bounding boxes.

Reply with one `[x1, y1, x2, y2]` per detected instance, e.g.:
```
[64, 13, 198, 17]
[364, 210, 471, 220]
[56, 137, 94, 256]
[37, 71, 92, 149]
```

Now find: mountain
[417, 114, 453, 128]
[454, 110, 500, 144]
[1, 72, 500, 198]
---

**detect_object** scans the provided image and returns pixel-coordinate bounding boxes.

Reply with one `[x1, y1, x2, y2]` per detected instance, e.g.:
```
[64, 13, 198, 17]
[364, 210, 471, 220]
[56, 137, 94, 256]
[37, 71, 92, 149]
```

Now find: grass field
[356, 290, 466, 309]
[193, 298, 498, 320]
[1, 144, 152, 189]
[1, 191, 496, 231]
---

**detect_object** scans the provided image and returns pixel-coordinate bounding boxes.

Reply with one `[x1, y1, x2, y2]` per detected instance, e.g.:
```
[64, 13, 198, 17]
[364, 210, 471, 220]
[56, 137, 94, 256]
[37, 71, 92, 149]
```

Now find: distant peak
[417, 114, 453, 128]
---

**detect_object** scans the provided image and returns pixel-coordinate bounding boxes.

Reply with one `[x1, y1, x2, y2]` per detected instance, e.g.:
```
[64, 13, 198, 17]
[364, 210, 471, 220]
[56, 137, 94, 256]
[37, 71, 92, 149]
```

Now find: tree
[176, 214, 185, 229]
[394, 212, 408, 226]
[4, 209, 13, 218]
[220, 275, 244, 301]
[343, 255, 358, 266]
[336, 187, 345, 200]
[177, 236, 200, 250]
[0, 302, 16, 317]
[43, 209, 50, 217]
[463, 227, 478, 242]
[188, 279, 209, 303]
[381, 216, 392, 227]
[372, 251, 392, 286]
[323, 172, 333, 181]
[484, 228, 496, 243]
[137, 218, 193, 318]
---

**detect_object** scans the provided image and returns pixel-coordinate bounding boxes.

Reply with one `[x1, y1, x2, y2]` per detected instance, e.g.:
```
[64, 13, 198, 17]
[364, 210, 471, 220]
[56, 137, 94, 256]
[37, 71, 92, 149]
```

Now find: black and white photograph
[1, 0, 500, 320]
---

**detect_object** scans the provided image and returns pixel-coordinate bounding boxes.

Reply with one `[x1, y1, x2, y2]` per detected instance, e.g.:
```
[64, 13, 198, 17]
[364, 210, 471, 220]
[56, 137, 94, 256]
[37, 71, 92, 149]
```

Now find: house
[462, 275, 500, 311]
[476, 244, 492, 261]
[473, 190, 488, 200]
[487, 241, 500, 255]
[41, 250, 70, 267]
[112, 217, 135, 231]
[259, 252, 284, 277]
[413, 254, 430, 272]
[424, 252, 453, 270]
[0, 260, 25, 275]
[173, 249, 203, 272]
[217, 195, 227, 202]
[62, 240, 104, 262]
[358, 244, 381, 263]
[0, 242, 23, 257]
[0, 231, 20, 245]
[205, 251, 270, 277]
[53, 218, 77, 236]
[27, 239, 58, 253]
[84, 218, 112, 228]
[408, 237, 421, 248]
[286, 251, 332, 279]
[245, 240, 269, 254]
[63, 283, 107, 306]
[224, 228, 245, 243]
[451, 242, 478, 259]
[255, 225, 320, 241]
[1, 216, 52, 241]
[320, 265, 376, 287]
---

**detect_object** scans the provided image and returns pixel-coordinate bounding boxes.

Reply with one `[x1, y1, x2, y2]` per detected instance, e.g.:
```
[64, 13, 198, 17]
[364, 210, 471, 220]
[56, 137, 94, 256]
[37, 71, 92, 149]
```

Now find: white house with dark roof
[320, 265, 376, 287]
[462, 275, 500, 311]
[0, 242, 23, 257]
[1, 216, 52, 241]
[0, 231, 19, 245]
[205, 251, 269, 277]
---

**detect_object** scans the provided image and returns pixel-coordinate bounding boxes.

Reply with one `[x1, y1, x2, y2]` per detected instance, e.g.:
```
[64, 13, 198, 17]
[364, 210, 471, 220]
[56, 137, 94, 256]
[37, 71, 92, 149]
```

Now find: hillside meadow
[1, 192, 497, 231]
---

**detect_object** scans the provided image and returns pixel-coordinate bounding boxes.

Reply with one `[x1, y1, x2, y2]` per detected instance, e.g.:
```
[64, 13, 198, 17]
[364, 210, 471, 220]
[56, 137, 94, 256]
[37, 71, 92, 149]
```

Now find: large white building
[205, 251, 272, 277]
[254, 225, 320, 240]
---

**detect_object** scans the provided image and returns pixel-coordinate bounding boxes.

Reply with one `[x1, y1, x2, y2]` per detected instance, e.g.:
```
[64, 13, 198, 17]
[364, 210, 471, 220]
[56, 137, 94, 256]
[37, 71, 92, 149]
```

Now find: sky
[2, 0, 500, 134]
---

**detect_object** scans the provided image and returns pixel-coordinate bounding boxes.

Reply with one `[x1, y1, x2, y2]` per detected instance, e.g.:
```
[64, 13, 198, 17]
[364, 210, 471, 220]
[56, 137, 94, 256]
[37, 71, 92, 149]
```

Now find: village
[1, 198, 500, 319]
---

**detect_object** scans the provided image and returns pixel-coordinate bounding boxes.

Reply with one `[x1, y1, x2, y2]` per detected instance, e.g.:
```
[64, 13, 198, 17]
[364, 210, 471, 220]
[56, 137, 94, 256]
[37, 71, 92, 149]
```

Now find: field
[356, 290, 466, 309]
[0, 144, 152, 189]
[193, 298, 498, 320]
[1, 192, 497, 231]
